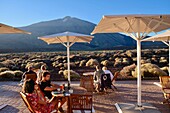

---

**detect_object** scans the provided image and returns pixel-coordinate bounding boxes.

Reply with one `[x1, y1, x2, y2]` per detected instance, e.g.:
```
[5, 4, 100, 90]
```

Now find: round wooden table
[52, 86, 88, 113]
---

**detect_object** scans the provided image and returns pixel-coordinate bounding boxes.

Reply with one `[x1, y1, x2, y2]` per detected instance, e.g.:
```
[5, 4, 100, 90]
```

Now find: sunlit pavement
[0, 80, 169, 113]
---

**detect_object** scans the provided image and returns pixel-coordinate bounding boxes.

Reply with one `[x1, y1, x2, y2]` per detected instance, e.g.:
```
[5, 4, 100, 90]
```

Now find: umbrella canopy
[91, 14, 170, 107]
[38, 31, 94, 85]
[38, 31, 93, 44]
[142, 30, 170, 76]
[0, 23, 31, 34]
[142, 30, 170, 41]
[92, 14, 170, 34]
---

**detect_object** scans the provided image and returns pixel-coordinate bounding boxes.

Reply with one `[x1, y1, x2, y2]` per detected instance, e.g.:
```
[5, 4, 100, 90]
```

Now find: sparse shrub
[115, 57, 122, 63]
[2, 60, 15, 67]
[0, 67, 9, 73]
[122, 58, 131, 65]
[86, 59, 99, 67]
[63, 70, 80, 79]
[159, 57, 167, 63]
[100, 53, 107, 58]
[0, 62, 5, 68]
[75, 61, 80, 66]
[161, 67, 169, 74]
[108, 57, 114, 61]
[26, 62, 47, 69]
[132, 63, 167, 78]
[141, 59, 151, 64]
[14, 70, 23, 78]
[0, 71, 15, 79]
[126, 50, 135, 57]
[52, 61, 59, 67]
[53, 63, 64, 68]
[132, 57, 137, 62]
[64, 62, 76, 68]
[79, 60, 86, 67]
[58, 70, 64, 75]
[60, 67, 65, 70]
[120, 64, 136, 77]
[101, 60, 110, 66]
[11, 66, 19, 70]
[21, 64, 26, 70]
[114, 57, 123, 67]
[63, 60, 67, 63]
[151, 57, 158, 63]
[55, 56, 63, 60]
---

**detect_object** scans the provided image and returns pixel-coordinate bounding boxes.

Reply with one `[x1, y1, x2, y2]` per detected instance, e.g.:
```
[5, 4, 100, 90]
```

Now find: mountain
[0, 16, 165, 53]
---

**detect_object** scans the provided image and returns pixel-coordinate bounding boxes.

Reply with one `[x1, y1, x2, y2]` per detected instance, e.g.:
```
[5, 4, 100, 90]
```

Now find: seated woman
[23, 79, 59, 113]
[93, 65, 104, 92]
[21, 70, 46, 102]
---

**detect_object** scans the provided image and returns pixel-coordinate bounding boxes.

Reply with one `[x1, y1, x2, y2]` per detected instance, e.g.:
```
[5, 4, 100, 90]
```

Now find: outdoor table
[80, 72, 94, 92]
[52, 86, 87, 113]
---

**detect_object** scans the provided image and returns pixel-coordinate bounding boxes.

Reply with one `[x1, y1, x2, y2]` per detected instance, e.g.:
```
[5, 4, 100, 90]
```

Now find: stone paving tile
[0, 80, 170, 113]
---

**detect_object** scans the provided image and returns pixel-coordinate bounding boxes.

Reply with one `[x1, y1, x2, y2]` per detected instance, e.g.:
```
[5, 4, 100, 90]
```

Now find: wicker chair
[20, 92, 35, 113]
[70, 94, 93, 113]
[80, 75, 94, 92]
[159, 76, 170, 104]
[101, 73, 112, 91]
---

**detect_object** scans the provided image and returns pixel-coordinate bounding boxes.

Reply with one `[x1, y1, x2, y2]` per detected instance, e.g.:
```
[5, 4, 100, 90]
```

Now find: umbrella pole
[137, 39, 142, 107]
[168, 40, 170, 76]
[137, 18, 142, 107]
[67, 41, 71, 86]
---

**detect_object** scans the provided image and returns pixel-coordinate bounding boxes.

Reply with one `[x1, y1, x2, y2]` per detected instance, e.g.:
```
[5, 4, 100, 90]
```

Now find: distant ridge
[0, 16, 165, 53]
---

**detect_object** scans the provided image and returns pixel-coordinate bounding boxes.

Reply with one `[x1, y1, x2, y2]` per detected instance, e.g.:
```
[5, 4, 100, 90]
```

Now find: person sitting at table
[19, 66, 37, 86]
[23, 79, 59, 113]
[39, 71, 66, 112]
[39, 71, 59, 99]
[93, 65, 104, 92]
[21, 68, 47, 103]
[102, 66, 114, 81]
[36, 65, 47, 84]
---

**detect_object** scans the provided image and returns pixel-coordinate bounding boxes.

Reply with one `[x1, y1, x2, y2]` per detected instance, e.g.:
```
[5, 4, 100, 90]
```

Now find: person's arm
[51, 83, 60, 88]
[93, 71, 96, 80]
[21, 72, 26, 81]
[39, 82, 56, 91]
[44, 86, 56, 91]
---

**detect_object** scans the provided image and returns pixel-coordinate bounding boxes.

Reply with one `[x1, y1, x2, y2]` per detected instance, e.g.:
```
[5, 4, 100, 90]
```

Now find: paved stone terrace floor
[0, 80, 170, 113]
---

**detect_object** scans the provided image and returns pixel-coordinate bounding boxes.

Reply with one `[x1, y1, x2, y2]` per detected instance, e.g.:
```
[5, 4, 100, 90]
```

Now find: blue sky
[0, 0, 170, 27]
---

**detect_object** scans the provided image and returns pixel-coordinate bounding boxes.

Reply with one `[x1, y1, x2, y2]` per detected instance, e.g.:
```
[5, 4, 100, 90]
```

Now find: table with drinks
[51, 83, 87, 113]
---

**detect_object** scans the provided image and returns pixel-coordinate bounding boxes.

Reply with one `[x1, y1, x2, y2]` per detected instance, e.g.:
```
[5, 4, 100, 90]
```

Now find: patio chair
[25, 73, 37, 82]
[70, 94, 93, 113]
[19, 73, 37, 86]
[20, 92, 35, 113]
[80, 75, 94, 92]
[111, 71, 119, 90]
[101, 73, 114, 92]
[159, 76, 170, 104]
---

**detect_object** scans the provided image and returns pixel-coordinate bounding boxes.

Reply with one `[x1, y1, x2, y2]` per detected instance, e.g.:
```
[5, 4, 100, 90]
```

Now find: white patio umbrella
[38, 31, 94, 85]
[142, 30, 170, 76]
[92, 14, 170, 107]
[0, 23, 31, 34]
[0, 23, 30, 110]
